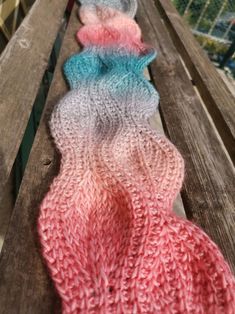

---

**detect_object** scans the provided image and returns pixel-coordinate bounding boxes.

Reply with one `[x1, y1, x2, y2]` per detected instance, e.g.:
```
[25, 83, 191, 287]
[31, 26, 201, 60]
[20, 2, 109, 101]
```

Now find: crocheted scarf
[38, 1, 235, 313]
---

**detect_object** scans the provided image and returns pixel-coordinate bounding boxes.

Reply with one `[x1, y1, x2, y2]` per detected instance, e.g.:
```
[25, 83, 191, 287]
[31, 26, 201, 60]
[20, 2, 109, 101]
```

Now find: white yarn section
[78, 0, 138, 18]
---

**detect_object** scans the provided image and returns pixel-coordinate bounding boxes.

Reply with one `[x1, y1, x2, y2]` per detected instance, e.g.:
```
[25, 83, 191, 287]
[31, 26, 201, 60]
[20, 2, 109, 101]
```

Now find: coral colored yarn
[38, 2, 235, 314]
[79, 4, 141, 39]
[77, 5, 148, 54]
[77, 24, 148, 54]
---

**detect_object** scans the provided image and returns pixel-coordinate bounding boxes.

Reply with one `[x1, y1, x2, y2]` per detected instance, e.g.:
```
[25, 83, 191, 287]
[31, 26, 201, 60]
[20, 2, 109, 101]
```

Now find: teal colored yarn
[64, 47, 156, 86]
[63, 47, 159, 121]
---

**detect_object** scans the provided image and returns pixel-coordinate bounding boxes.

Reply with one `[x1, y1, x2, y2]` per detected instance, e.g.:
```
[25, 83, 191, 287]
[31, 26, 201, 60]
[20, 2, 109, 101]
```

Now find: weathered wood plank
[137, 0, 235, 272]
[0, 0, 68, 204]
[0, 4, 81, 313]
[155, 0, 235, 164]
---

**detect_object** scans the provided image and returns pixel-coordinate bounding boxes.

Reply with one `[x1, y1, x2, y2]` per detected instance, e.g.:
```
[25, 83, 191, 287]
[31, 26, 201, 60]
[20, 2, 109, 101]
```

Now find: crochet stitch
[38, 2, 235, 314]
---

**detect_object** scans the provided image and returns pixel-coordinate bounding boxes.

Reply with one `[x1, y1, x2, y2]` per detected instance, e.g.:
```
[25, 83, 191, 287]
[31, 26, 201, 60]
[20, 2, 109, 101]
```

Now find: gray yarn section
[78, 0, 138, 18]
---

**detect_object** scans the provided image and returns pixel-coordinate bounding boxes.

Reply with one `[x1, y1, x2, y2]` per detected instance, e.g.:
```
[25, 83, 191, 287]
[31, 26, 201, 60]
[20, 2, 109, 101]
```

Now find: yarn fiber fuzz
[38, 2, 235, 314]
[78, 0, 137, 17]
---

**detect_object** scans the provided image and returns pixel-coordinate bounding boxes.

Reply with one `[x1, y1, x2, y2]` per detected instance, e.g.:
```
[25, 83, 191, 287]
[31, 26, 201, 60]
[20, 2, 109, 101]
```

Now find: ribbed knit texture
[38, 2, 235, 313]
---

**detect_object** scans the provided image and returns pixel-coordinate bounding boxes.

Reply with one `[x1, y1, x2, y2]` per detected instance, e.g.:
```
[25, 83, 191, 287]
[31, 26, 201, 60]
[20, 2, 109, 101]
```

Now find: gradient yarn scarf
[38, 1, 235, 313]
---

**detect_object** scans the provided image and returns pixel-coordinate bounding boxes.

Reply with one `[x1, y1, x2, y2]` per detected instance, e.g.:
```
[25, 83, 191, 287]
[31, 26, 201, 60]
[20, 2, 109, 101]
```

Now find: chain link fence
[172, 0, 235, 78]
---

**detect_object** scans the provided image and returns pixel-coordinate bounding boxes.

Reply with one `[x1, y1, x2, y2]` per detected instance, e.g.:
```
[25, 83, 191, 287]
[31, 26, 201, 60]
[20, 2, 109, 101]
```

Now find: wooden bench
[0, 0, 234, 312]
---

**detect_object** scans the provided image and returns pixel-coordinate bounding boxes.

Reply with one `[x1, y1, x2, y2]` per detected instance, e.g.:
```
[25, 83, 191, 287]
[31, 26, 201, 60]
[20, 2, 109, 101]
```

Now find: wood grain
[0, 0, 68, 204]
[0, 4, 81, 313]
[155, 0, 235, 164]
[137, 0, 235, 272]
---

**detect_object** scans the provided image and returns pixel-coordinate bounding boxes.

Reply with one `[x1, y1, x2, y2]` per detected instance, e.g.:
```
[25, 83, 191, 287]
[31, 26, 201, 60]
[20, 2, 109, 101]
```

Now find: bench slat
[0, 0, 68, 203]
[0, 5, 81, 313]
[155, 0, 235, 164]
[138, 0, 235, 272]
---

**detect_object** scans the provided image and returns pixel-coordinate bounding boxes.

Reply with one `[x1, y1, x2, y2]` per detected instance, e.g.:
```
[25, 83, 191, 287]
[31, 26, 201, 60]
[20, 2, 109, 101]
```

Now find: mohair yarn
[38, 2, 235, 313]
[77, 5, 148, 54]
[78, 0, 137, 17]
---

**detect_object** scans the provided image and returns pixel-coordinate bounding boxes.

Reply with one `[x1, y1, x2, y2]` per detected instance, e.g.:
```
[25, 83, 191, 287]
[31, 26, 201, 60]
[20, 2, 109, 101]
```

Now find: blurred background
[172, 0, 235, 82]
[0, 0, 36, 53]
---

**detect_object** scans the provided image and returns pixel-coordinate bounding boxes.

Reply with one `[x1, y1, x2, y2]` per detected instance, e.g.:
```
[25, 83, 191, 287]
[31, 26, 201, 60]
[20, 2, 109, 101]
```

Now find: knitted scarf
[38, 1, 235, 313]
